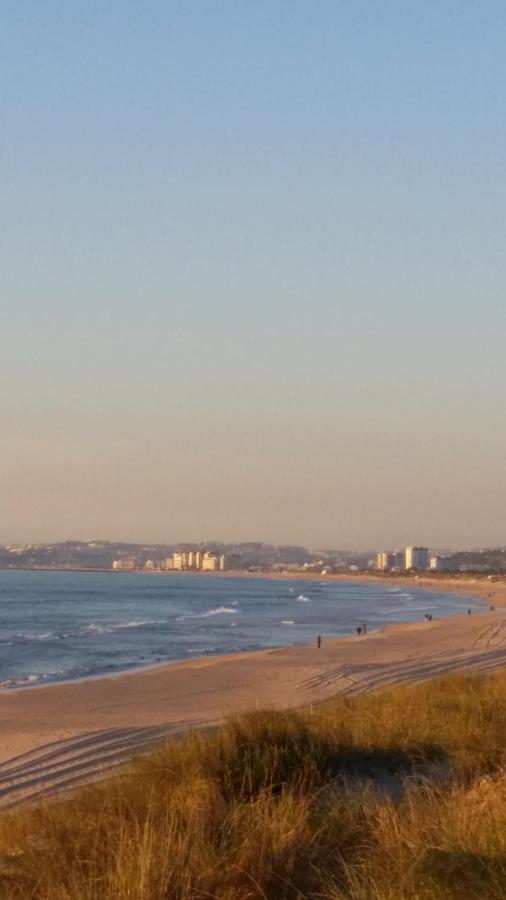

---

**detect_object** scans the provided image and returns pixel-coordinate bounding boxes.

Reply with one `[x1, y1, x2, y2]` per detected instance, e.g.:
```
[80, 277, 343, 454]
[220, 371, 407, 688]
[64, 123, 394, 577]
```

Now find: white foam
[80, 623, 105, 634]
[187, 606, 237, 619]
[20, 631, 56, 641]
[0, 671, 54, 690]
[281, 620, 294, 625]
[78, 620, 160, 636]
[296, 594, 310, 603]
[403, 605, 436, 612]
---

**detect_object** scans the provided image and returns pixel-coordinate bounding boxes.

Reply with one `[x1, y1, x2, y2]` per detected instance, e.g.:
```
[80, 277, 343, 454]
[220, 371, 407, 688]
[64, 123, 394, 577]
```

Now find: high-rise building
[376, 551, 391, 571]
[405, 546, 429, 570]
[172, 551, 186, 570]
[430, 555, 449, 571]
[376, 550, 405, 571]
[392, 551, 405, 569]
[201, 551, 218, 572]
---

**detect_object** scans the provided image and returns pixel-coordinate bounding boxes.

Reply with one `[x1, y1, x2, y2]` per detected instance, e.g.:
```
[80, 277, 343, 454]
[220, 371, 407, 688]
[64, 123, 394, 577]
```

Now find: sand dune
[0, 582, 504, 809]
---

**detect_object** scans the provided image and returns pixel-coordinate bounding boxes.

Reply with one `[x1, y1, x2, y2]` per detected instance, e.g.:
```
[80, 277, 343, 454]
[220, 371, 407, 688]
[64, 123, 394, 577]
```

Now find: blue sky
[1, 2, 505, 548]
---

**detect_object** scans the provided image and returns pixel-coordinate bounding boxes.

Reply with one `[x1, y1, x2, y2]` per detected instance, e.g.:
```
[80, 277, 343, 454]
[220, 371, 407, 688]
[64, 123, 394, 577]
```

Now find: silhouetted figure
[356, 626, 363, 636]
[316, 634, 321, 649]
[468, 609, 472, 615]
[362, 623, 367, 635]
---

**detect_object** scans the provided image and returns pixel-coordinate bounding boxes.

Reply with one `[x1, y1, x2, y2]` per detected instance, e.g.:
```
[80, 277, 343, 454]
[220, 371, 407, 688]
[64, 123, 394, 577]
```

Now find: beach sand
[0, 577, 504, 809]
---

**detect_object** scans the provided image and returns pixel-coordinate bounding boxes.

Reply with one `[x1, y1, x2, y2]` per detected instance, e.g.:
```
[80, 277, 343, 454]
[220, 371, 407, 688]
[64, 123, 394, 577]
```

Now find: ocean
[0, 570, 482, 690]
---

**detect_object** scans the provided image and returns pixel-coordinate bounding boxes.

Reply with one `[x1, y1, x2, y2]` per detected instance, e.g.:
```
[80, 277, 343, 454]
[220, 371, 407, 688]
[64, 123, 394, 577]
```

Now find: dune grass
[0, 669, 505, 898]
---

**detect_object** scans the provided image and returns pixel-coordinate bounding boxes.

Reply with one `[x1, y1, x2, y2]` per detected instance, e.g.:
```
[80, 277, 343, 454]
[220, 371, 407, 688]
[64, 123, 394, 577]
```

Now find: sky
[1, 1, 505, 550]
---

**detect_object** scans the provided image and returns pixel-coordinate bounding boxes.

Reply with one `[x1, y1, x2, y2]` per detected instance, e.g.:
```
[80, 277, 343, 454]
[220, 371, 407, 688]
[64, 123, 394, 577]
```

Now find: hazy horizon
[2, 3, 505, 549]
[2, 533, 502, 556]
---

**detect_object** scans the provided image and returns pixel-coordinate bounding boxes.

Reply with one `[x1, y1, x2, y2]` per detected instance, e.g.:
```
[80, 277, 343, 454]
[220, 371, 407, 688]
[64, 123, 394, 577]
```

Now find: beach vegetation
[0, 669, 505, 898]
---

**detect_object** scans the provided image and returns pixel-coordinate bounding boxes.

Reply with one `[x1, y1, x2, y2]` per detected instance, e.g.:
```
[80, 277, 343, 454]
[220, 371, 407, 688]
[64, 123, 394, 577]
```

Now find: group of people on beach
[316, 623, 368, 648]
[315, 597, 500, 650]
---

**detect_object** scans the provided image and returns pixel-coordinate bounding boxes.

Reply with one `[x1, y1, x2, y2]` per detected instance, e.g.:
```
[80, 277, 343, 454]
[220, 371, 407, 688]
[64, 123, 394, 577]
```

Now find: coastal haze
[2, 3, 506, 550]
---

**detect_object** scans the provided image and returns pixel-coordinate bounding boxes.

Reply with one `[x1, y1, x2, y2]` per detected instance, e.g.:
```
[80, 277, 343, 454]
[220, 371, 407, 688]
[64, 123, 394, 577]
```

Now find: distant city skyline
[3, 537, 506, 579]
[2, 3, 506, 548]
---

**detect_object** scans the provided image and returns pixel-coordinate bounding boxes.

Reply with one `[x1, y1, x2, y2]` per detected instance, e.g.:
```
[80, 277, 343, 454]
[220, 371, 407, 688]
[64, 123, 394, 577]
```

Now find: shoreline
[0, 574, 488, 697]
[0, 576, 504, 809]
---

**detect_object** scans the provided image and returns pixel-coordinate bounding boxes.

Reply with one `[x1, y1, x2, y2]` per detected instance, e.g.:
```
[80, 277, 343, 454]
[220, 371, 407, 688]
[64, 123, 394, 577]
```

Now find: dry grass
[0, 669, 505, 898]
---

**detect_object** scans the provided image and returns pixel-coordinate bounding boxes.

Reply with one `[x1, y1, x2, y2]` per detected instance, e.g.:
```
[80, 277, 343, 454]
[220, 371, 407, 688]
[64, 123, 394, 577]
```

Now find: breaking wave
[179, 606, 238, 620]
[78, 620, 160, 636]
[19, 631, 57, 641]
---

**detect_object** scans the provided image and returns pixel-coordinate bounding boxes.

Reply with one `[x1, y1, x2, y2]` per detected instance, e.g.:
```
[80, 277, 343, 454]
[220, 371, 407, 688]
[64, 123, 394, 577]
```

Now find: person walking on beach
[362, 623, 367, 635]
[316, 634, 321, 649]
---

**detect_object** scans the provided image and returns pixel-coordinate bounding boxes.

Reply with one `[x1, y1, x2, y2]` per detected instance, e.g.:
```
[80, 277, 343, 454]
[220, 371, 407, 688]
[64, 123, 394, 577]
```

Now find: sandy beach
[0, 576, 504, 809]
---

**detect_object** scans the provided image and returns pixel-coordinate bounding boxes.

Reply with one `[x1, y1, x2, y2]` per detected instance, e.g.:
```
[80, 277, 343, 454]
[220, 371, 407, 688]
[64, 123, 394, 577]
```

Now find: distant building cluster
[376, 546, 450, 572]
[112, 550, 240, 572]
[167, 550, 229, 572]
[376, 550, 406, 571]
[112, 558, 136, 570]
[3, 539, 506, 575]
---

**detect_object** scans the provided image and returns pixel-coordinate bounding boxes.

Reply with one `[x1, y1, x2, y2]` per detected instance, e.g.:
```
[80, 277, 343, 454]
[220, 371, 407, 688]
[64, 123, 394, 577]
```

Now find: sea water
[0, 570, 482, 689]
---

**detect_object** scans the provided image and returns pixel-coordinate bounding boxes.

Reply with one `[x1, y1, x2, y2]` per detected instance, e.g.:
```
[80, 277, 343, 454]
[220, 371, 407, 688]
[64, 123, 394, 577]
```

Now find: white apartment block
[112, 559, 136, 570]
[201, 552, 218, 572]
[172, 552, 185, 570]
[376, 551, 391, 571]
[167, 550, 229, 572]
[405, 546, 429, 570]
